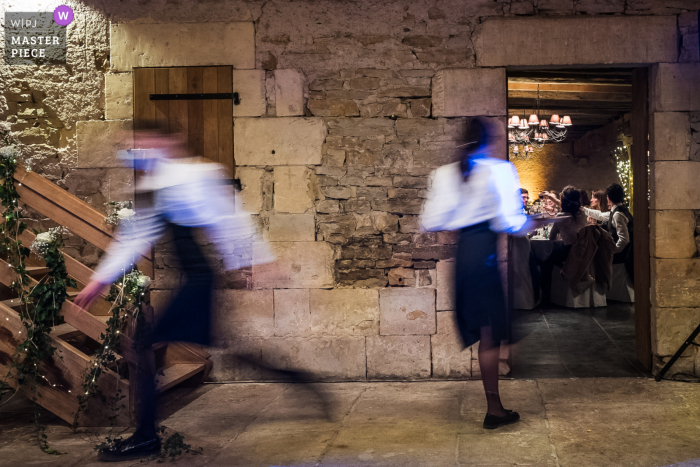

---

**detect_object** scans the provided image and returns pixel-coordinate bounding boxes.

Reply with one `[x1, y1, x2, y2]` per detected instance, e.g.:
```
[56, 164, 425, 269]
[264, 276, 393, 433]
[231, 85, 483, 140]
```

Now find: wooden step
[26, 266, 50, 277]
[155, 363, 205, 393]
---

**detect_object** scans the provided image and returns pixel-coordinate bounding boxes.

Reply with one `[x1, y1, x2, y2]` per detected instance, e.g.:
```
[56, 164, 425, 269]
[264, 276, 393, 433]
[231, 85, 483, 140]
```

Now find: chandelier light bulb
[511, 116, 520, 126]
[549, 114, 560, 125]
[528, 114, 539, 125]
[561, 115, 572, 126]
[539, 119, 548, 129]
[518, 119, 529, 130]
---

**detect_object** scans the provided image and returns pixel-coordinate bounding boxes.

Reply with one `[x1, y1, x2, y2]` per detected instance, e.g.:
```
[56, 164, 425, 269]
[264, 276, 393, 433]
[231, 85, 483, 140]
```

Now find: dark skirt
[455, 222, 508, 348]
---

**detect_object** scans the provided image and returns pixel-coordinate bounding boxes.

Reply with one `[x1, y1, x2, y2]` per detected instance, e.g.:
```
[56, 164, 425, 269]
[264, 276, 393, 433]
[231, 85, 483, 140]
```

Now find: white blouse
[420, 158, 528, 234]
[93, 158, 270, 284]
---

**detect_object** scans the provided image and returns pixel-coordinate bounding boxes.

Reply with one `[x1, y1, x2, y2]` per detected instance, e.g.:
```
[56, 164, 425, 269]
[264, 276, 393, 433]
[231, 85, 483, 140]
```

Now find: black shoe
[98, 433, 161, 462]
[483, 410, 520, 430]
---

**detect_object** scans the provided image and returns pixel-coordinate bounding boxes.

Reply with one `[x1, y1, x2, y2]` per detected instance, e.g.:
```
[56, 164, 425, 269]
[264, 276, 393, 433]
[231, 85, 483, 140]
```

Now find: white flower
[0, 146, 17, 159]
[35, 232, 52, 243]
[136, 275, 151, 288]
[117, 208, 135, 220]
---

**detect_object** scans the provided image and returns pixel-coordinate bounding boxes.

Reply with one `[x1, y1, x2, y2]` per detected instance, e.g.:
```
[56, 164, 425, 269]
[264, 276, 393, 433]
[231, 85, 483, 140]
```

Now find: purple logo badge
[53, 5, 73, 26]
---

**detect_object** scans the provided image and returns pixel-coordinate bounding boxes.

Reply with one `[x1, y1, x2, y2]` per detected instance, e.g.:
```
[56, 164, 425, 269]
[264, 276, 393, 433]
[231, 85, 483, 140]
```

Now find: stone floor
[511, 302, 648, 378]
[3, 377, 700, 466]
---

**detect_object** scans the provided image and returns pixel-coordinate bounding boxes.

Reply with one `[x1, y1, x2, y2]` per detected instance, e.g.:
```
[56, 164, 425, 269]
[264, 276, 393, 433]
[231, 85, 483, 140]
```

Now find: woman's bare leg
[479, 326, 507, 417]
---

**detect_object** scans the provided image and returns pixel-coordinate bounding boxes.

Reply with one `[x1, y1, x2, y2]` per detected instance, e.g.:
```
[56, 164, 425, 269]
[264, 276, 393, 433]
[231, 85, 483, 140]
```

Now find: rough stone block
[650, 210, 697, 259]
[436, 260, 456, 311]
[274, 166, 314, 213]
[236, 167, 264, 214]
[275, 69, 305, 117]
[309, 289, 379, 336]
[253, 241, 334, 289]
[234, 118, 325, 166]
[476, 16, 677, 67]
[432, 68, 506, 117]
[77, 120, 133, 168]
[101, 168, 134, 202]
[432, 311, 471, 379]
[388, 267, 416, 287]
[650, 162, 700, 209]
[232, 69, 265, 117]
[111, 22, 254, 71]
[652, 113, 690, 161]
[651, 63, 700, 112]
[308, 99, 360, 117]
[651, 307, 700, 357]
[207, 338, 264, 381]
[262, 337, 366, 381]
[268, 214, 315, 242]
[105, 73, 133, 120]
[379, 288, 436, 336]
[213, 290, 274, 338]
[274, 289, 311, 337]
[652, 258, 700, 308]
[366, 335, 431, 380]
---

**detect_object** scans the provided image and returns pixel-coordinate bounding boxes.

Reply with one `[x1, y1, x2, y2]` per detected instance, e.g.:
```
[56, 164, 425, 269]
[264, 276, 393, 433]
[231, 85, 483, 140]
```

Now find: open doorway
[507, 68, 650, 378]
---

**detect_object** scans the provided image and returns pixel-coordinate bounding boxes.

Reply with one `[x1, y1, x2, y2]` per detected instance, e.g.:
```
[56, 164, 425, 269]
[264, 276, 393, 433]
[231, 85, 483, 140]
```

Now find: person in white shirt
[582, 183, 634, 280]
[75, 128, 273, 462]
[421, 118, 556, 430]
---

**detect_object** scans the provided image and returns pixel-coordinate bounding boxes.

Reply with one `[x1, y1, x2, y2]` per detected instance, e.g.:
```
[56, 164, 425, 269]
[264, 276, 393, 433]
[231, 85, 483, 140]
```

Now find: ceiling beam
[508, 82, 631, 94]
[508, 90, 632, 102]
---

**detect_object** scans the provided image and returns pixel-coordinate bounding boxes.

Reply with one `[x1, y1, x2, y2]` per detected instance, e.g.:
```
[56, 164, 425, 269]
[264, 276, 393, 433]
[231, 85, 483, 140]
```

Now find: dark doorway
[506, 67, 650, 378]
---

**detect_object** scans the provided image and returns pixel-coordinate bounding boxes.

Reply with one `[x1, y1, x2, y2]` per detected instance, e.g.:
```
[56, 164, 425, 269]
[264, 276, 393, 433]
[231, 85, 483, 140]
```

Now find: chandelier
[508, 85, 572, 160]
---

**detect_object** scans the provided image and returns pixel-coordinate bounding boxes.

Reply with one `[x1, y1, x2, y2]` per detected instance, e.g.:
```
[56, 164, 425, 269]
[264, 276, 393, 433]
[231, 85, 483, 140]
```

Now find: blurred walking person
[75, 128, 270, 462]
[420, 117, 555, 430]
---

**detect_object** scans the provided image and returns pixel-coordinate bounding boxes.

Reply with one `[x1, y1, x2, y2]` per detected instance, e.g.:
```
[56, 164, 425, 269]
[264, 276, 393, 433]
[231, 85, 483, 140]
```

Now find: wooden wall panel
[217, 67, 234, 176]
[632, 68, 651, 370]
[187, 67, 205, 157]
[168, 68, 189, 135]
[154, 68, 170, 131]
[203, 67, 219, 162]
[133, 68, 155, 147]
[134, 66, 233, 171]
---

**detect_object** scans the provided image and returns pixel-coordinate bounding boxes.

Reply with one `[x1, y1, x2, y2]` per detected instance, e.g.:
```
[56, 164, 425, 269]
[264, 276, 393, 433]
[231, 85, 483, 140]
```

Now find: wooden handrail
[0, 255, 137, 363]
[13, 165, 153, 277]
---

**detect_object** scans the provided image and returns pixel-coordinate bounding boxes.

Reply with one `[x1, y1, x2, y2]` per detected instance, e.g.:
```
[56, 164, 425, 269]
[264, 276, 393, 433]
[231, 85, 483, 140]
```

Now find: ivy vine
[0, 127, 69, 454]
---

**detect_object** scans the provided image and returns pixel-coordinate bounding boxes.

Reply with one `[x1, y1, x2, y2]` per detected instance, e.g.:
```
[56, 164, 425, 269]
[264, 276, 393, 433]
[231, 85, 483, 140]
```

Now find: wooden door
[132, 66, 234, 176]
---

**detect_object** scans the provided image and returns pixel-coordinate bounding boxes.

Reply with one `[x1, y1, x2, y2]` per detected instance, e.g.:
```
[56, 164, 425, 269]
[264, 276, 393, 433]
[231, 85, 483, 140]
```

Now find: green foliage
[0, 127, 69, 455]
[145, 426, 203, 463]
[77, 268, 151, 435]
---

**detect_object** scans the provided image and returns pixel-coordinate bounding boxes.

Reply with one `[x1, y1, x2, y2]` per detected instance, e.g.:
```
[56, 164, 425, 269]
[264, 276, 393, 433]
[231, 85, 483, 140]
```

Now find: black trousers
[136, 224, 214, 435]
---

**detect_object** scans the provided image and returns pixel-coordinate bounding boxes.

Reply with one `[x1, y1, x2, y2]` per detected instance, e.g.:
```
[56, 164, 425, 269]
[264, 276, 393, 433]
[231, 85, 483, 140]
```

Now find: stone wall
[649, 62, 700, 375]
[1, 0, 699, 380]
[512, 141, 620, 198]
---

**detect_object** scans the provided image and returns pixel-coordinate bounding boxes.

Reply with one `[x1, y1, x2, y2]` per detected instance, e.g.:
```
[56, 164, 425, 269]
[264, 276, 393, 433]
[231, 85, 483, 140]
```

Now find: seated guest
[542, 190, 560, 217]
[590, 190, 607, 212]
[583, 183, 633, 279]
[520, 188, 530, 213]
[587, 190, 608, 225]
[580, 190, 591, 208]
[538, 186, 588, 303]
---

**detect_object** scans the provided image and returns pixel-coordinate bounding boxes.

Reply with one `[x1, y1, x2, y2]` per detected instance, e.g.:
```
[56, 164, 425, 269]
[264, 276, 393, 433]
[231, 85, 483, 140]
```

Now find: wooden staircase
[0, 166, 211, 426]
